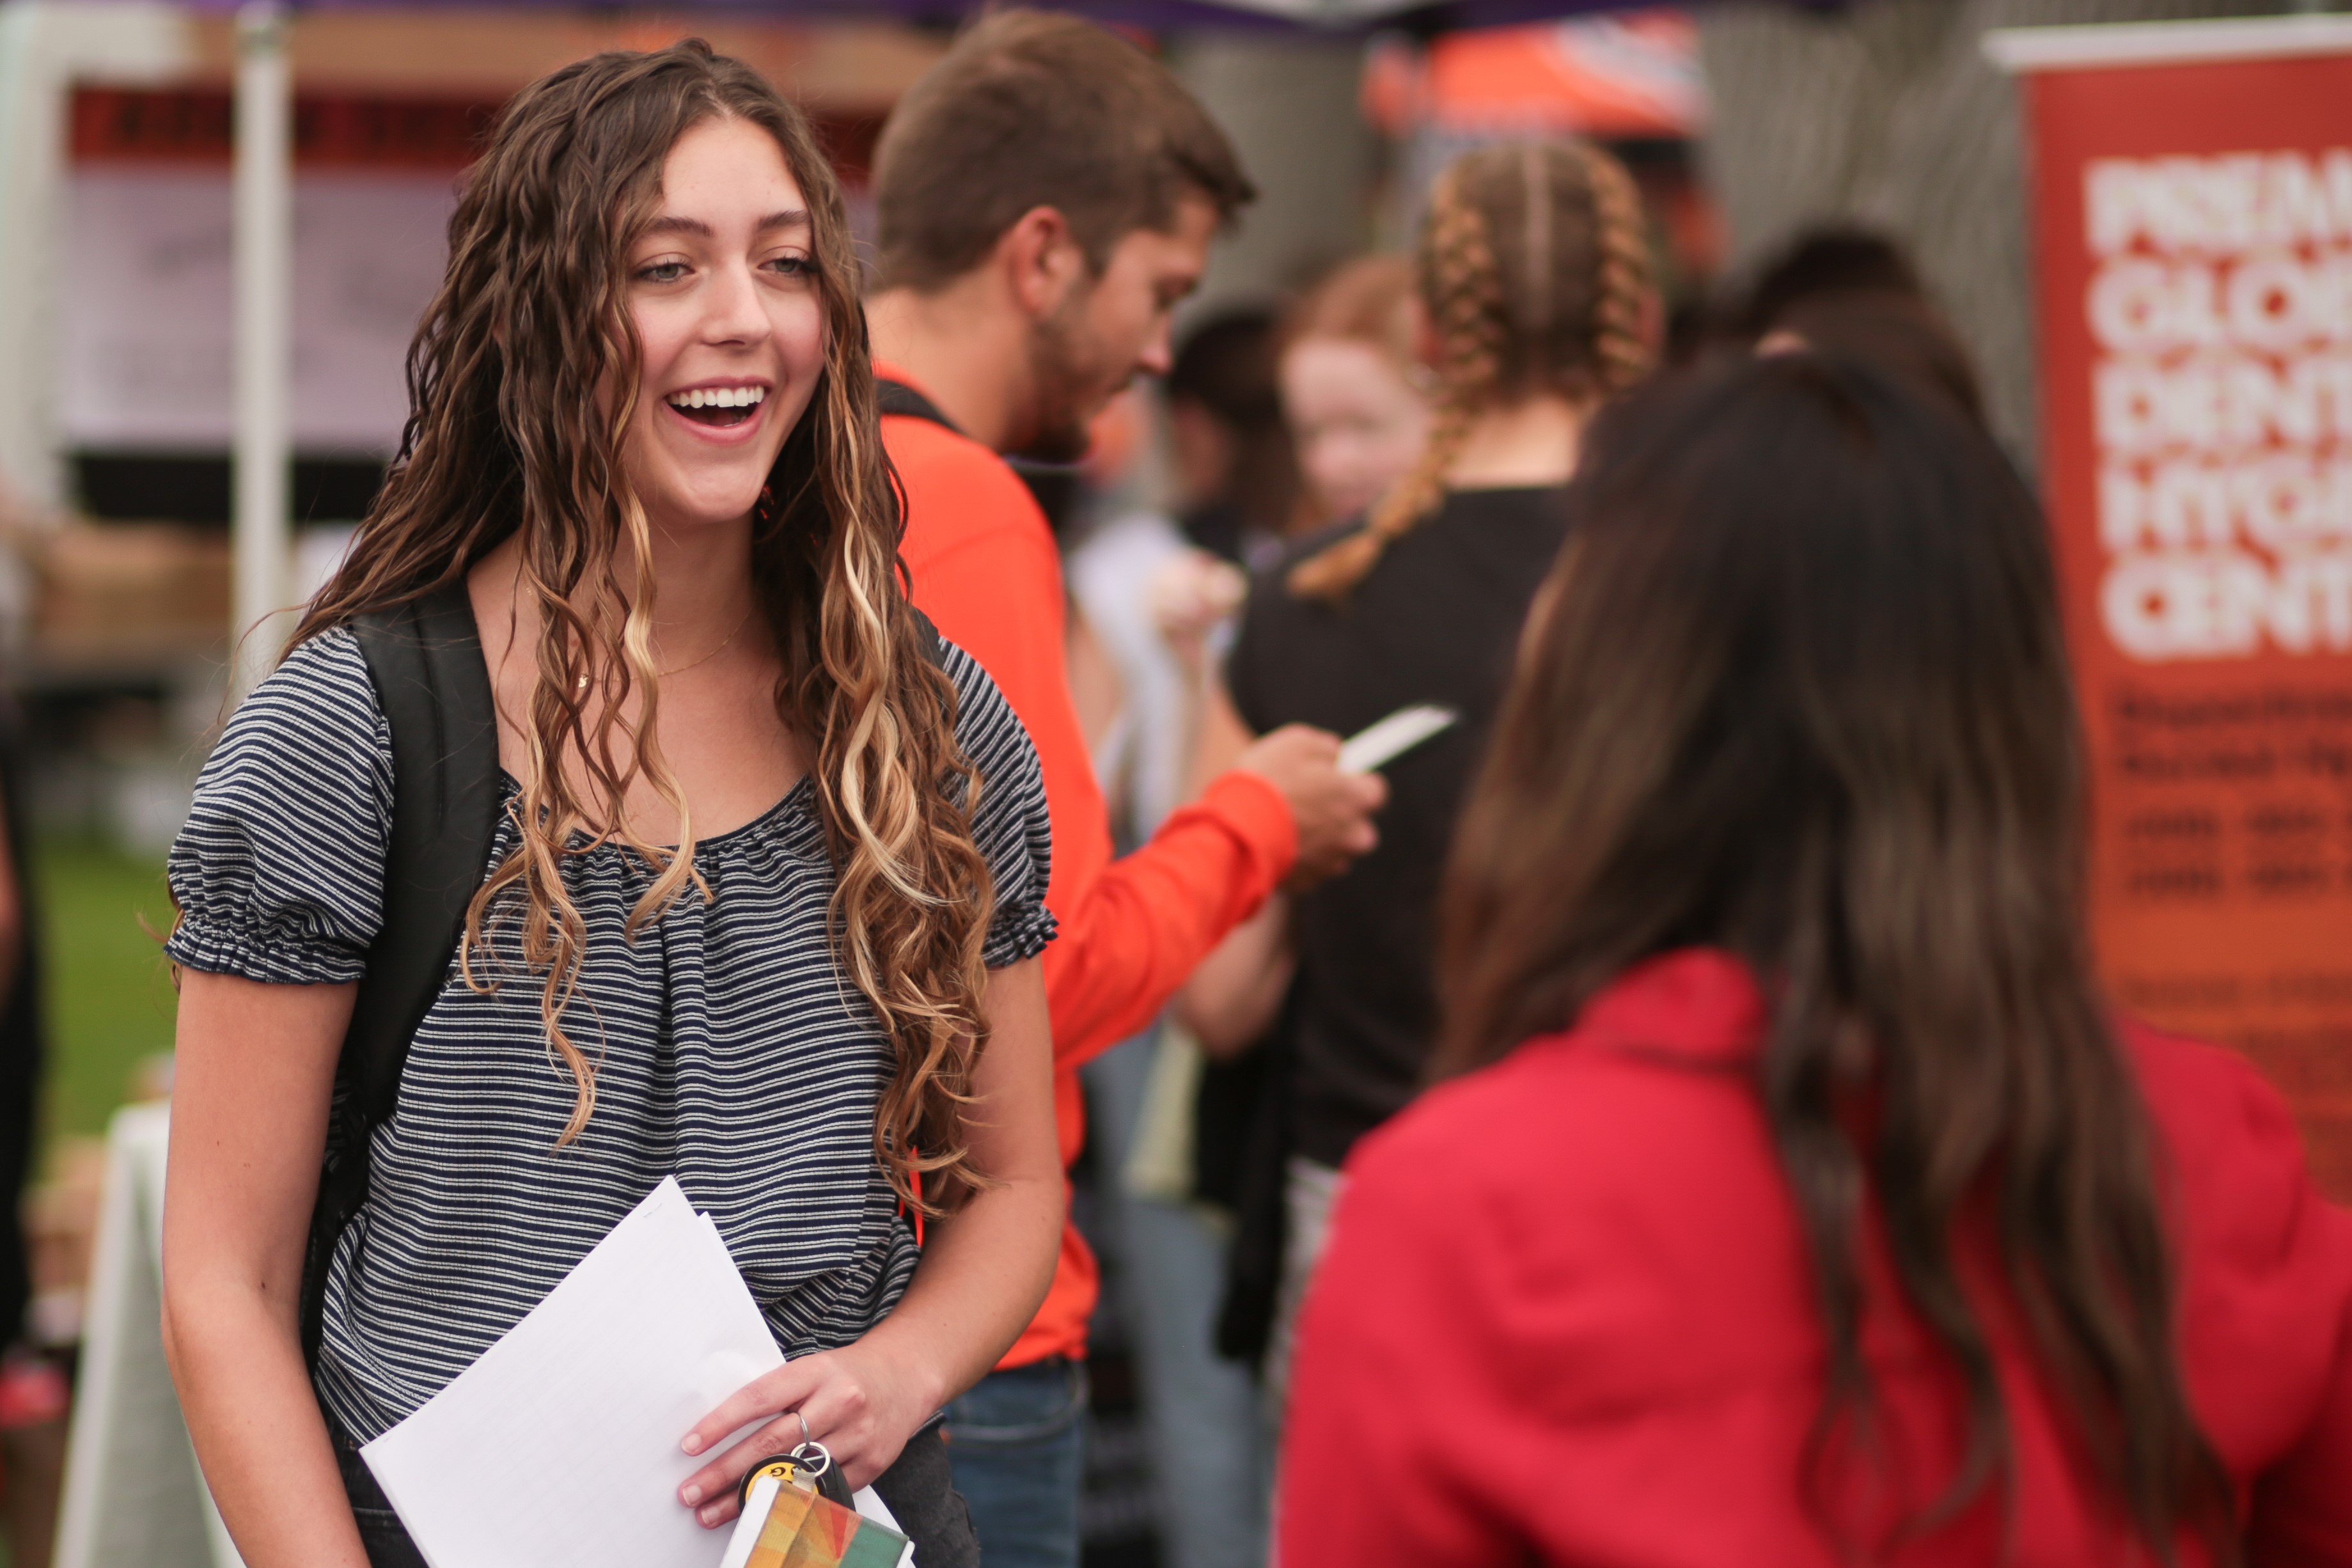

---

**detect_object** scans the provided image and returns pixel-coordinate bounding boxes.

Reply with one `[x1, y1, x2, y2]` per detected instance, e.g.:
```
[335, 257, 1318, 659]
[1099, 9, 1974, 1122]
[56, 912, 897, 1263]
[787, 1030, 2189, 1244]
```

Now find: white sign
[53, 1104, 243, 1568]
[60, 167, 454, 452]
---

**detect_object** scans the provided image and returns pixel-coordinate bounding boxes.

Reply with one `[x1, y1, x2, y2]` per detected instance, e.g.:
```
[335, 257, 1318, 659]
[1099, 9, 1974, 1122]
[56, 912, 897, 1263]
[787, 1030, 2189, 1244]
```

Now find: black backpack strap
[300, 581, 503, 1368]
[876, 377, 960, 434]
[873, 380, 955, 675]
[909, 606, 948, 673]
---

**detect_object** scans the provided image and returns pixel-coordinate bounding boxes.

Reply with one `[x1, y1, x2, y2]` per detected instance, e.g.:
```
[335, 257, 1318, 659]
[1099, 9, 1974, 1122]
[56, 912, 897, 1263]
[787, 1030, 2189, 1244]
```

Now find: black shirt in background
[1227, 487, 1568, 1168]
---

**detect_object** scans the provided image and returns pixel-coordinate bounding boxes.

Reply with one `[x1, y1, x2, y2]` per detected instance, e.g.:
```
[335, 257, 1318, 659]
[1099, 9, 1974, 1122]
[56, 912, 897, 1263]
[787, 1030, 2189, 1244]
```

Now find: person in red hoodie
[862, 13, 1386, 1565]
[1281, 354, 2352, 1565]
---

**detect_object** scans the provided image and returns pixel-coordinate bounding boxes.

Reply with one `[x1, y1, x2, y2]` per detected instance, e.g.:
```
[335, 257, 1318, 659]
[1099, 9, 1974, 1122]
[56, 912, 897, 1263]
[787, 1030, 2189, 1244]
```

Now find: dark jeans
[335, 1443, 427, 1568]
[941, 1358, 1088, 1568]
[336, 1422, 977, 1567]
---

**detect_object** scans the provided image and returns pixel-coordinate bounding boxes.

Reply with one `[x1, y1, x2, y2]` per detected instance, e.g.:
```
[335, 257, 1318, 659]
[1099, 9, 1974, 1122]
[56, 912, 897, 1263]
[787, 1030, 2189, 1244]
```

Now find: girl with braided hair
[1287, 141, 1654, 598]
[1198, 139, 1658, 1410]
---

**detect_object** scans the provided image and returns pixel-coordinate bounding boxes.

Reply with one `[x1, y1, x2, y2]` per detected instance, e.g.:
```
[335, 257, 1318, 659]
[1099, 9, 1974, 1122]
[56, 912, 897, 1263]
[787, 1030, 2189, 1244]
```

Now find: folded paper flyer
[363, 1176, 902, 1568]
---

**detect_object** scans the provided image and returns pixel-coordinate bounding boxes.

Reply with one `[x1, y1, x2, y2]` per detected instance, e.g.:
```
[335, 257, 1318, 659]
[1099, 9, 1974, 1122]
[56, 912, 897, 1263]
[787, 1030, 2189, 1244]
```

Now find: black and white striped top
[165, 627, 1055, 1444]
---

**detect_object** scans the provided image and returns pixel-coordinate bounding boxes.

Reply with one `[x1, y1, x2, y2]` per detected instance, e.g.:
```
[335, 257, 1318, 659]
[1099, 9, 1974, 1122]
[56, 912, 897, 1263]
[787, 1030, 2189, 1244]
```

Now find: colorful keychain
[716, 1442, 911, 1568]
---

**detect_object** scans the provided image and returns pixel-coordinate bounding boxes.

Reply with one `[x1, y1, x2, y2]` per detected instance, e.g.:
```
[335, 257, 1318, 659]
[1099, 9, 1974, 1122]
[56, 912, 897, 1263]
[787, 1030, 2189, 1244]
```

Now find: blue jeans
[1084, 1031, 1271, 1568]
[943, 1357, 1087, 1568]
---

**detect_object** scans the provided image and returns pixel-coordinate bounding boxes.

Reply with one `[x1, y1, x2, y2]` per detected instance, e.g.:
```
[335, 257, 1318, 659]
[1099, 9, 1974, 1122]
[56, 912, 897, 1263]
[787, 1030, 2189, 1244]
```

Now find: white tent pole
[231, 0, 291, 702]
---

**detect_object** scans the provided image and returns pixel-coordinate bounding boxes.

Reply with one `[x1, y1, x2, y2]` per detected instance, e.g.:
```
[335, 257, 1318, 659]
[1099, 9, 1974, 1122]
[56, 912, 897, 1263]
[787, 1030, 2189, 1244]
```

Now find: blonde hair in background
[1287, 140, 1658, 600]
[1282, 254, 1420, 380]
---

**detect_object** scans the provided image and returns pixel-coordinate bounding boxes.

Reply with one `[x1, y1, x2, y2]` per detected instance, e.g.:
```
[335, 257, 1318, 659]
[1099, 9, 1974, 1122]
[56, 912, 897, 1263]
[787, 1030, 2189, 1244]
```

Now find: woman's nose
[702, 262, 771, 345]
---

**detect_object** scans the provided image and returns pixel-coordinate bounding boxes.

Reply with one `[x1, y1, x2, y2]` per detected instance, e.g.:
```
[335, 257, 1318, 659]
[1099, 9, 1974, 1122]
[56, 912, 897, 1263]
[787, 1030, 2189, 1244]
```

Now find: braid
[1287, 139, 1656, 601]
[1289, 170, 1505, 600]
[1577, 142, 1656, 394]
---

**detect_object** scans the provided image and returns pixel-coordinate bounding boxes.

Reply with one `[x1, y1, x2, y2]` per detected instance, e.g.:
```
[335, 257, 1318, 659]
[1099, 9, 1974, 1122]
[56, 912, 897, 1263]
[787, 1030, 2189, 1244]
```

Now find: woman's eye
[637, 260, 689, 285]
[766, 254, 814, 278]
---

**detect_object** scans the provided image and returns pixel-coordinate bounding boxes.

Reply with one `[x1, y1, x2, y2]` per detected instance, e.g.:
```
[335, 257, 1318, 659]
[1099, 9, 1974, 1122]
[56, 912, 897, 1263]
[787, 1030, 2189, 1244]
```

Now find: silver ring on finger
[796, 1409, 810, 1447]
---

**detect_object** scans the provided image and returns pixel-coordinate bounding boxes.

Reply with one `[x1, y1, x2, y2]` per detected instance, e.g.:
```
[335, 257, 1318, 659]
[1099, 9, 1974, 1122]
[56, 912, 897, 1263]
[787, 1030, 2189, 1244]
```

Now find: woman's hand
[1175, 894, 1296, 1058]
[1149, 549, 1246, 674]
[677, 1339, 942, 1526]
[677, 957, 1061, 1530]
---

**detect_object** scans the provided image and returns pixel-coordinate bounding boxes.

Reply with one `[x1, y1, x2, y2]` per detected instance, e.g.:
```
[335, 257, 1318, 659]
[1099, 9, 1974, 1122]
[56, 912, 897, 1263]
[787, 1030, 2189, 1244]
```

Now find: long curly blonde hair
[294, 41, 996, 1212]
[1289, 140, 1657, 600]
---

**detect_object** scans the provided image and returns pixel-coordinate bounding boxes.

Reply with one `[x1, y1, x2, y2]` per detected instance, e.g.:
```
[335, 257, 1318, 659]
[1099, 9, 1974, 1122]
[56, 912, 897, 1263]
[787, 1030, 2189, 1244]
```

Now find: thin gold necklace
[575, 608, 755, 688]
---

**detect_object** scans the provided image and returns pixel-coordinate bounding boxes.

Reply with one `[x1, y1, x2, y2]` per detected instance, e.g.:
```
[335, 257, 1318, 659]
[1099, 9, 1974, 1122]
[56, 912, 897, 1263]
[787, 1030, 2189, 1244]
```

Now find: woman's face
[1280, 336, 1432, 522]
[620, 116, 827, 533]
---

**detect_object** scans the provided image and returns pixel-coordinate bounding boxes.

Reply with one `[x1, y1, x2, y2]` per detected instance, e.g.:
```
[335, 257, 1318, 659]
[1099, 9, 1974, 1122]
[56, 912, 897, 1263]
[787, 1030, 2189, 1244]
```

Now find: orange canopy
[1364, 12, 1705, 139]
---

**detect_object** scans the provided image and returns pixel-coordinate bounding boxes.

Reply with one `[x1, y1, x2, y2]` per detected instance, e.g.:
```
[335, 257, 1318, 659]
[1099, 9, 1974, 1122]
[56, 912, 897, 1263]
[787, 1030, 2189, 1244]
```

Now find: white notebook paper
[362, 1176, 785, 1568]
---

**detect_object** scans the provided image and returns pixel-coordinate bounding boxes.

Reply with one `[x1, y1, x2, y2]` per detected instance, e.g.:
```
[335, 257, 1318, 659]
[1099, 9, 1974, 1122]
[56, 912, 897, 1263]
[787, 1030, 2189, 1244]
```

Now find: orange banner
[2012, 23, 2352, 1193]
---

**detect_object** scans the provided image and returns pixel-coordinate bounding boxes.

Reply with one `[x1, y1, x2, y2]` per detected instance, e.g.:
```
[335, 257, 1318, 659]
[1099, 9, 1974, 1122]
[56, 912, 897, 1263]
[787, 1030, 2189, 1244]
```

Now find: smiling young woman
[155, 43, 1062, 1568]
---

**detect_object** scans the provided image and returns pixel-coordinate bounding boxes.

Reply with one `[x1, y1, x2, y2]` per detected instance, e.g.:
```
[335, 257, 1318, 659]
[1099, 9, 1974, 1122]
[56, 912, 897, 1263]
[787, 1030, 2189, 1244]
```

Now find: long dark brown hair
[1438, 356, 2235, 1558]
[294, 42, 995, 1211]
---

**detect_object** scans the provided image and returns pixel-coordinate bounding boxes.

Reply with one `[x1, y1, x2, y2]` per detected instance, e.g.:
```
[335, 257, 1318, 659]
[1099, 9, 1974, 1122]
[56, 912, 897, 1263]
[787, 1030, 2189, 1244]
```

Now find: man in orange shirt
[866, 13, 1386, 1565]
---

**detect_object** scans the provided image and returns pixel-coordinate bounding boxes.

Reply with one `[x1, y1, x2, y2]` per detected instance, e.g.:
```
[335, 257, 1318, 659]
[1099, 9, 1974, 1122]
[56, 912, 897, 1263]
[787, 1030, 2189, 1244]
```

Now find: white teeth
[668, 386, 767, 411]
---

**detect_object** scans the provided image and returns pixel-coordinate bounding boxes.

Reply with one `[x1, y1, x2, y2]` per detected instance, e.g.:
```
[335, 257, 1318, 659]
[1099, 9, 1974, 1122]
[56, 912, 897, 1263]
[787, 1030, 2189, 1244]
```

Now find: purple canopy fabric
[164, 0, 1824, 36]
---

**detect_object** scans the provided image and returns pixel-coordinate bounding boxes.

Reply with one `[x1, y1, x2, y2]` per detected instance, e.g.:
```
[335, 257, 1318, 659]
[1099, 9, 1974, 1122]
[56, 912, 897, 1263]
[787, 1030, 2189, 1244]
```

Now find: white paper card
[716, 1475, 781, 1568]
[1338, 704, 1459, 774]
[362, 1177, 781, 1568]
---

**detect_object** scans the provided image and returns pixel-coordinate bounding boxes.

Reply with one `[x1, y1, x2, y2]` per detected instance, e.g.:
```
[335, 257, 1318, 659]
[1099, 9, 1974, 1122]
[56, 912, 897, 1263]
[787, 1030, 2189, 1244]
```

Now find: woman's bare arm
[162, 971, 365, 1568]
[678, 955, 1062, 1518]
[1174, 895, 1295, 1059]
[1186, 675, 1257, 803]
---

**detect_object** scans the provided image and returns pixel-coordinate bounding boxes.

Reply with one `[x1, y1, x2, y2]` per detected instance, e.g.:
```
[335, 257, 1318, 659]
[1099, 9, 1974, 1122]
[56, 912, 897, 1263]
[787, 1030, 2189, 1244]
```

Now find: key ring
[733, 1439, 833, 1509]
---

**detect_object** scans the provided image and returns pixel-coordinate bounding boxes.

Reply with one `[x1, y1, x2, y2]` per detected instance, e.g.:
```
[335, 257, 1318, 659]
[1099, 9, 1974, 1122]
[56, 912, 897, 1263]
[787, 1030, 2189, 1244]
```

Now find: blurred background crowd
[0, 1, 2341, 1564]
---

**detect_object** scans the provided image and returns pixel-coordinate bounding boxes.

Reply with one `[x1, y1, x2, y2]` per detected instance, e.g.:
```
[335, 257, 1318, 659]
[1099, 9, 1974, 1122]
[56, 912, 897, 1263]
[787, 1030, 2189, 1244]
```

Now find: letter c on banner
[2105, 551, 2200, 659]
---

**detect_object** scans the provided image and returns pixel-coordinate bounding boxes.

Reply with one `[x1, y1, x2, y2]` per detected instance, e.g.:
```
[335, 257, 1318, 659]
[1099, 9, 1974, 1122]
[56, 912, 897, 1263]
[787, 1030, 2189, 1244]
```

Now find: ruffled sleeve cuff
[164, 912, 370, 986]
[982, 900, 1058, 970]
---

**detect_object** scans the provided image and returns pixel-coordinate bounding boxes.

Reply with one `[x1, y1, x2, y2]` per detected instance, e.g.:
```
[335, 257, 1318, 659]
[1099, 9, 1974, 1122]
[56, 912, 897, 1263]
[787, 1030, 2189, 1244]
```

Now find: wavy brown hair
[293, 40, 996, 1211]
[1288, 139, 1656, 599]
[1438, 357, 2236, 1558]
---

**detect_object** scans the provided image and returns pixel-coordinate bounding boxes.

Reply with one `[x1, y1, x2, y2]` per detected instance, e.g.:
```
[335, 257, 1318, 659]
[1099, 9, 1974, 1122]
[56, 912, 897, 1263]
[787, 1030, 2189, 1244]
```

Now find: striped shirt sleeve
[166, 628, 393, 985]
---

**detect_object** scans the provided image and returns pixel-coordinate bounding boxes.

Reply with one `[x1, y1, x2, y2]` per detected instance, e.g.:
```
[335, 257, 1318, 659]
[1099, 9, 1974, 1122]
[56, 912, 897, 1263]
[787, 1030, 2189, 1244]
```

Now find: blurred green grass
[30, 835, 176, 1150]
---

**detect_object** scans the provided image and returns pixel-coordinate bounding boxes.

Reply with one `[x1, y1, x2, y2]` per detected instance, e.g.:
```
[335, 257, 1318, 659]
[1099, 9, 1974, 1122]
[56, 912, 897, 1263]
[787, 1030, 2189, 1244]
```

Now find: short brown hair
[873, 10, 1255, 290]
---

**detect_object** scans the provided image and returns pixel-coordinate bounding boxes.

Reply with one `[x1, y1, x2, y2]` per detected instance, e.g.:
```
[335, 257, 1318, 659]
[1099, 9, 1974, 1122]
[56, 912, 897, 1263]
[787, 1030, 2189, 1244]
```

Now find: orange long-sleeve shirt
[881, 365, 1297, 1367]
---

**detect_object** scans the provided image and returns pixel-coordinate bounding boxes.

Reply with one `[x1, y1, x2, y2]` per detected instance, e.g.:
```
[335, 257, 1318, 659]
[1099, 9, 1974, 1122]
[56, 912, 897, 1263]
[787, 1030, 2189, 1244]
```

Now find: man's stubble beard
[1012, 285, 1124, 465]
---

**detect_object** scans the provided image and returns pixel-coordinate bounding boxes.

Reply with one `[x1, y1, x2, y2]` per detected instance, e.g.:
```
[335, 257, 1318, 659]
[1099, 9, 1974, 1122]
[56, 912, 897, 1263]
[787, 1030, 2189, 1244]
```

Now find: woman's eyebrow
[641, 209, 809, 239]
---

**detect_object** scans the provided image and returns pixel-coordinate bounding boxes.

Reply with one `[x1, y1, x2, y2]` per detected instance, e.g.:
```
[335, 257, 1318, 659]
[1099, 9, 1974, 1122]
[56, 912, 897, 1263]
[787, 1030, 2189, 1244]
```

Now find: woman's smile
[661, 379, 774, 444]
[664, 381, 769, 427]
